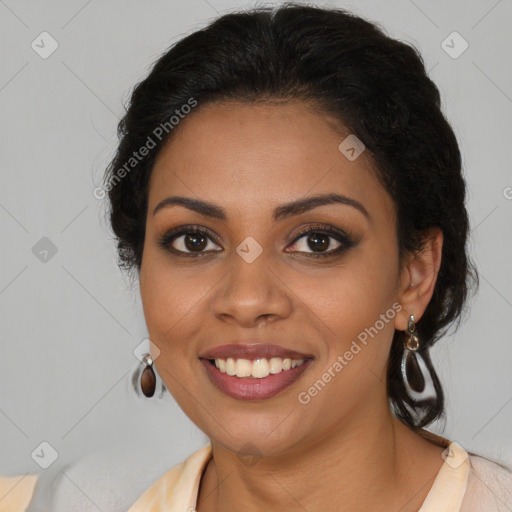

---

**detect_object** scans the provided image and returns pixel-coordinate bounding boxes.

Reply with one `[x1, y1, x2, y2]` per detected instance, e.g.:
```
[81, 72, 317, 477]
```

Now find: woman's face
[139, 99, 411, 456]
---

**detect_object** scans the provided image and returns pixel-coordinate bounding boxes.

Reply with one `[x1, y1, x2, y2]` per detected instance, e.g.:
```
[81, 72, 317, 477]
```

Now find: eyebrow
[152, 193, 370, 221]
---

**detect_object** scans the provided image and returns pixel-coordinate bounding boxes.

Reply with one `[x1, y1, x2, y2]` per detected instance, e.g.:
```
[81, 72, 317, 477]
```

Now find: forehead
[148, 100, 395, 223]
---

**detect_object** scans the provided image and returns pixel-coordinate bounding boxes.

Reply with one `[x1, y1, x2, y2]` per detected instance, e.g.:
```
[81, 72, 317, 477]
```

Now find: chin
[199, 407, 311, 457]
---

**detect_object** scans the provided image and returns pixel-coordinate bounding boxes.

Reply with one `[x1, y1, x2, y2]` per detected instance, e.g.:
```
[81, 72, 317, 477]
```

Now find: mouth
[199, 343, 314, 400]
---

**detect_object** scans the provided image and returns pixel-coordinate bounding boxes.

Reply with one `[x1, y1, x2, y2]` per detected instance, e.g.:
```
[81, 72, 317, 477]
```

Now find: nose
[209, 250, 293, 328]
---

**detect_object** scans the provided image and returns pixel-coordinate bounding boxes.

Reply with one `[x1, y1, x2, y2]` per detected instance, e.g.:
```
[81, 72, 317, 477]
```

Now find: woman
[3, 3, 511, 511]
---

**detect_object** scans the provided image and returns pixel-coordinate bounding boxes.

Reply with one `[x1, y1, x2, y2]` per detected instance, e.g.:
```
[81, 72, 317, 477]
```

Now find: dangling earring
[401, 314, 436, 402]
[140, 353, 156, 398]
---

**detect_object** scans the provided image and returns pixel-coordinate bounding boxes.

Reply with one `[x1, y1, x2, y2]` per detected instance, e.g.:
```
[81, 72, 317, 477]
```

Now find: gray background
[1, 0, 511, 508]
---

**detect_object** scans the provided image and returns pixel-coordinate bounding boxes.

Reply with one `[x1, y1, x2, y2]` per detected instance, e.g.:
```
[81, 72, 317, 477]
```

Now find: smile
[214, 356, 307, 378]
[200, 357, 313, 400]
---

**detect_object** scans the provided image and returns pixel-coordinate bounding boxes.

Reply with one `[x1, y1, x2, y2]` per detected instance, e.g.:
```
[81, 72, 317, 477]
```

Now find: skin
[139, 99, 446, 512]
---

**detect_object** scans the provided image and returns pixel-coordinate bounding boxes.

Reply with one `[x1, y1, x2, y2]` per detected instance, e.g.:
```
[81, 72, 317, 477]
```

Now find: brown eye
[287, 225, 355, 258]
[181, 232, 208, 252]
[158, 226, 222, 257]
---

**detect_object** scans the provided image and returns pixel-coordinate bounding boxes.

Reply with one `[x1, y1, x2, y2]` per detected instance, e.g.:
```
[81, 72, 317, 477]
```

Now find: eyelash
[157, 224, 356, 259]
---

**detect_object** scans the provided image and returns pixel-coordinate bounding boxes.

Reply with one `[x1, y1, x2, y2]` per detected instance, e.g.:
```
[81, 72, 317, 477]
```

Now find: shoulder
[126, 443, 212, 511]
[0, 473, 39, 512]
[461, 453, 512, 511]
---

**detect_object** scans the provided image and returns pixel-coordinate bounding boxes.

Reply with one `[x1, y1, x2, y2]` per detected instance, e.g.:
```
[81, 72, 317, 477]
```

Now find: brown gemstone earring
[401, 314, 436, 402]
[140, 353, 156, 398]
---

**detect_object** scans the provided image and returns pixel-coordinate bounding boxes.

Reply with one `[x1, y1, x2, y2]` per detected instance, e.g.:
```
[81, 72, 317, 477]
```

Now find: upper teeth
[214, 357, 306, 378]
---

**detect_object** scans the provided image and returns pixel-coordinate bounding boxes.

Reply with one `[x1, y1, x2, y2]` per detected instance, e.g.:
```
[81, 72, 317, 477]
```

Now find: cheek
[294, 251, 397, 332]
[139, 249, 190, 343]
[141, 267, 198, 343]
[293, 265, 399, 420]
[139, 258, 203, 404]
[292, 246, 399, 375]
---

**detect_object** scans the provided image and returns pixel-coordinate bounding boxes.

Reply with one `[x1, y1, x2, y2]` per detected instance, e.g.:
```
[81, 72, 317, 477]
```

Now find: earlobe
[395, 227, 443, 331]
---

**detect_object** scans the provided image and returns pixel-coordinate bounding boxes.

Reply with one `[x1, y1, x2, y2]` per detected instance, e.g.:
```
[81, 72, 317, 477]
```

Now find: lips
[198, 342, 314, 400]
[198, 343, 313, 360]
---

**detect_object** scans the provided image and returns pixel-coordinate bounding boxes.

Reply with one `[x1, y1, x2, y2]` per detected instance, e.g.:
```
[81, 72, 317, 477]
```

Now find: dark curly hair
[102, 3, 479, 429]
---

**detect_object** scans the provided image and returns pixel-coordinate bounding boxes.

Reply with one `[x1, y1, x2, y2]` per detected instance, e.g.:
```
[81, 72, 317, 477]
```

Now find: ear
[394, 227, 443, 331]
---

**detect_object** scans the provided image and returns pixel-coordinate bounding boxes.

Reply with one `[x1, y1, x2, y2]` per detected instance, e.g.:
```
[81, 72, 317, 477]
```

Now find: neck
[196, 403, 445, 512]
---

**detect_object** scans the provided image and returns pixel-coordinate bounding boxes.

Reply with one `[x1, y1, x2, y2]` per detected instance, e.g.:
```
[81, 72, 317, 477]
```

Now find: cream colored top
[1, 441, 511, 511]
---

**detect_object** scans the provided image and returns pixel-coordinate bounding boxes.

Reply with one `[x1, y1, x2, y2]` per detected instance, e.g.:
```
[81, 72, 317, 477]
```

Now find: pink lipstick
[199, 343, 313, 400]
